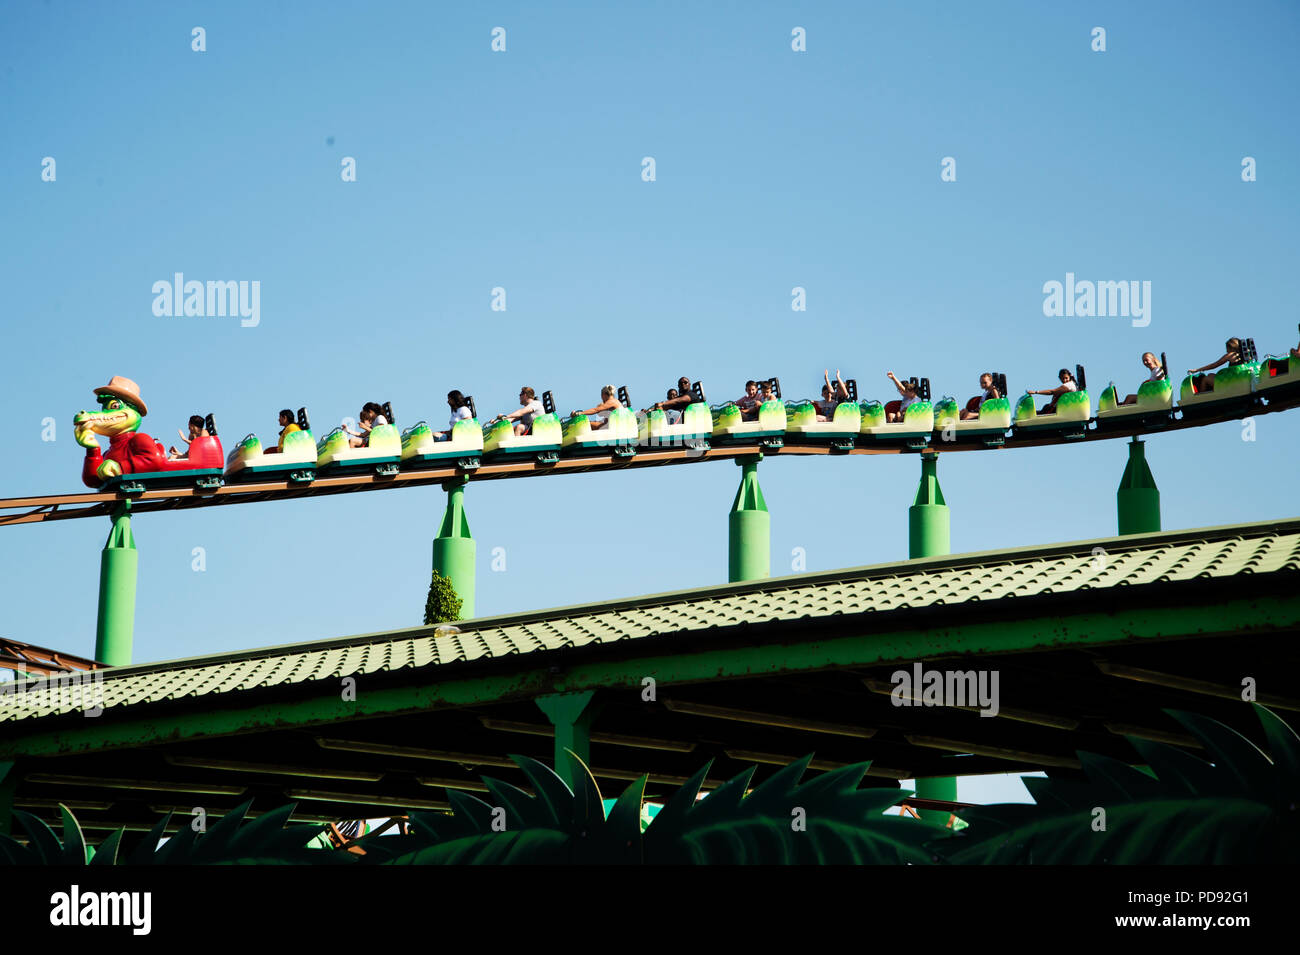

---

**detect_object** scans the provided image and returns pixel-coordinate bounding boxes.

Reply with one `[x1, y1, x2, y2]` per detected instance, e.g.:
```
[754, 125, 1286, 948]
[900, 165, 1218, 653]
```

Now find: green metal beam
[433, 479, 475, 619]
[1117, 438, 1160, 535]
[536, 690, 600, 787]
[95, 502, 137, 666]
[728, 456, 770, 582]
[2, 593, 1294, 762]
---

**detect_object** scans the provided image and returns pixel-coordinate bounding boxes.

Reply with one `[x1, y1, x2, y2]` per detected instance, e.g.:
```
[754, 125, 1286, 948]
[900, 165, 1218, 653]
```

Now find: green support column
[95, 501, 137, 666]
[536, 691, 600, 788]
[433, 479, 476, 619]
[728, 456, 770, 582]
[908, 452, 949, 559]
[0, 760, 17, 838]
[1117, 438, 1161, 535]
[908, 453, 956, 820]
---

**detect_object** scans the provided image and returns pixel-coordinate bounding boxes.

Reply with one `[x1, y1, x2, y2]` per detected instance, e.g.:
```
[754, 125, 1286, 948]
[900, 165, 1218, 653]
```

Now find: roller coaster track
[2, 394, 1296, 528]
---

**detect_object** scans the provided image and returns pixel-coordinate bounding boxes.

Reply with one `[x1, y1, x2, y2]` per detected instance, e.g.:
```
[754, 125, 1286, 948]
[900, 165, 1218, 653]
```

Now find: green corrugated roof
[3, 517, 1298, 724]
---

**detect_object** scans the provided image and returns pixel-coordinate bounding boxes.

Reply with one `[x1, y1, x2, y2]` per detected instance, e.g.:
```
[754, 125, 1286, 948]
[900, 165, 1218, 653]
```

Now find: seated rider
[758, 379, 777, 405]
[1029, 368, 1077, 415]
[434, 390, 473, 441]
[1186, 338, 1245, 393]
[571, 385, 621, 430]
[346, 402, 386, 448]
[167, 415, 208, 459]
[649, 376, 693, 425]
[1121, 353, 1167, 404]
[815, 369, 849, 422]
[960, 373, 1001, 420]
[885, 372, 918, 423]
[735, 380, 760, 421]
[496, 387, 543, 436]
[264, 409, 300, 455]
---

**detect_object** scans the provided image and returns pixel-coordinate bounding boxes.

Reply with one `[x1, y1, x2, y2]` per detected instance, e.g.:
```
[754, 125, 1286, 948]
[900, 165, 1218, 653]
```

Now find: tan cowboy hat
[93, 376, 148, 416]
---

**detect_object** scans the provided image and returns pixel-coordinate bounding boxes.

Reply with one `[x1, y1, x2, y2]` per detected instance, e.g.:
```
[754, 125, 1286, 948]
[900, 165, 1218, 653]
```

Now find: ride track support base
[433, 479, 475, 620]
[728, 456, 770, 583]
[94, 501, 137, 667]
[1117, 438, 1161, 536]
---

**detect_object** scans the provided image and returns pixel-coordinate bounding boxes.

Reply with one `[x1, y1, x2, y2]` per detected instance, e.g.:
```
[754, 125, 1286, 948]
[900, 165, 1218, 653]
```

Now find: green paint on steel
[95, 501, 137, 667]
[0, 760, 16, 837]
[909, 453, 950, 559]
[4, 594, 1296, 762]
[1117, 438, 1161, 536]
[729, 456, 770, 582]
[536, 690, 600, 787]
[433, 479, 475, 619]
[909, 453, 954, 816]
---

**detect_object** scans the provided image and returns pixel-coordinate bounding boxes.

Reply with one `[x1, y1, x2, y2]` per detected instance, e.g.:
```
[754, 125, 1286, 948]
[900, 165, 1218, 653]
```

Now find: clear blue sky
[2, 1, 1297, 804]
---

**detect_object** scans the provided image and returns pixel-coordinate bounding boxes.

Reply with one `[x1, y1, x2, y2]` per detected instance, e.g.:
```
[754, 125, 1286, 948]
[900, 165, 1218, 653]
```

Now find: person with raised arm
[815, 369, 850, 421]
[885, 372, 919, 423]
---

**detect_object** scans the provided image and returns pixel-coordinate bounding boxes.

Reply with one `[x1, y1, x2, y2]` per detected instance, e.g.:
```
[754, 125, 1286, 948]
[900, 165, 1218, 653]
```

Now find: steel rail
[2, 393, 1294, 528]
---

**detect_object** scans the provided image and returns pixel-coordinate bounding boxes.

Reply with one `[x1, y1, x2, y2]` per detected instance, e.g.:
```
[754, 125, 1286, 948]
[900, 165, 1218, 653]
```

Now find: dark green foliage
[931, 705, 1299, 864]
[0, 799, 338, 866]
[361, 750, 943, 865]
[423, 569, 462, 625]
[3, 706, 1293, 865]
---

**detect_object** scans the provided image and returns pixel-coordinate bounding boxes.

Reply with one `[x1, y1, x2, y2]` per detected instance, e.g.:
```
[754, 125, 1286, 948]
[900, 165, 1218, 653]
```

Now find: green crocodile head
[73, 395, 143, 447]
[860, 401, 885, 429]
[1014, 394, 1037, 422]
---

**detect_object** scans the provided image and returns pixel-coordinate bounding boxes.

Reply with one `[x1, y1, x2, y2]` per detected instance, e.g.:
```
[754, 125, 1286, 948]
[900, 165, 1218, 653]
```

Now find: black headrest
[297, 407, 310, 432]
[381, 401, 394, 426]
[691, 381, 705, 403]
[204, 413, 217, 437]
[996, 372, 1008, 398]
[617, 385, 630, 409]
[909, 377, 931, 401]
[769, 376, 782, 399]
[845, 378, 858, 401]
[466, 396, 477, 420]
[1076, 364, 1087, 390]
[1159, 354, 1167, 380]
[1245, 338, 1258, 362]
[542, 391, 555, 415]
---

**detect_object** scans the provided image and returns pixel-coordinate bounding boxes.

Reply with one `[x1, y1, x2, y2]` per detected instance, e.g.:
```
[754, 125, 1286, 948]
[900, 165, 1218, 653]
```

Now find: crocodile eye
[106, 400, 121, 410]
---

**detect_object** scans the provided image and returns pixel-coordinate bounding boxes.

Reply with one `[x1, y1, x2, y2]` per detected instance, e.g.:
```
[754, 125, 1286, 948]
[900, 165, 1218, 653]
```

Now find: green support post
[908, 453, 956, 819]
[1117, 438, 1160, 535]
[95, 501, 137, 666]
[536, 691, 600, 788]
[908, 452, 949, 559]
[0, 760, 17, 838]
[728, 456, 770, 582]
[433, 479, 476, 619]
